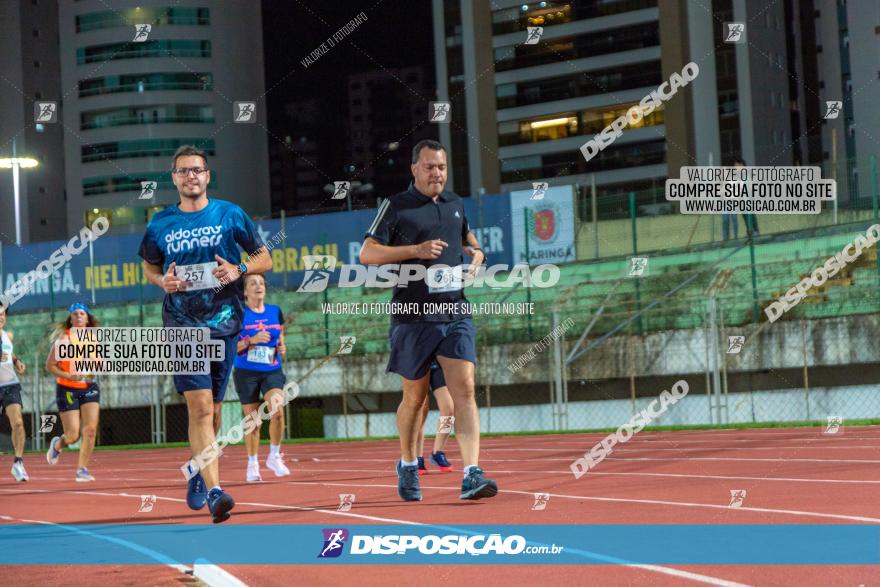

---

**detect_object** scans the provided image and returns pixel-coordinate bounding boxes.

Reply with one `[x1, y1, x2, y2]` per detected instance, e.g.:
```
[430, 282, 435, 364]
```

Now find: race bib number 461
[427, 265, 464, 293]
[176, 262, 221, 291]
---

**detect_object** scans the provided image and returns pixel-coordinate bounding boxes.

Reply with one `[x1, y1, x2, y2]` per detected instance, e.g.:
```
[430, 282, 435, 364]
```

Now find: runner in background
[45, 303, 101, 482]
[415, 362, 454, 474]
[0, 307, 29, 482]
[234, 273, 290, 482]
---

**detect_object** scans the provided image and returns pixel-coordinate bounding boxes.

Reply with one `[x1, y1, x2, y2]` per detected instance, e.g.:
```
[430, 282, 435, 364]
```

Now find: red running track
[2, 426, 879, 586]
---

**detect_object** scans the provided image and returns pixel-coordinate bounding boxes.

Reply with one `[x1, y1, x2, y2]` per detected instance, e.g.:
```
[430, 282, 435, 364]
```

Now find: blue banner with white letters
[0, 524, 878, 564]
[0, 194, 513, 312]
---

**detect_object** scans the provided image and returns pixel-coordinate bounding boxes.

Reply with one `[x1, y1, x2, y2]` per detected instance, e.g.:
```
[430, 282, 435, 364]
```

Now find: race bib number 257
[176, 262, 221, 291]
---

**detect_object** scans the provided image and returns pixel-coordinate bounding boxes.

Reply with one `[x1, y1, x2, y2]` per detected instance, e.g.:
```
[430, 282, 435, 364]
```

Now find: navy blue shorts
[0, 383, 22, 410]
[56, 382, 100, 412]
[429, 363, 446, 391]
[387, 319, 476, 381]
[173, 335, 237, 401]
[233, 367, 286, 405]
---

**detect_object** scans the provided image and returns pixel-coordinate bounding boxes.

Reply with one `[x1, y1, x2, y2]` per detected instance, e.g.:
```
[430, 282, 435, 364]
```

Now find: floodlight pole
[12, 160, 21, 245]
[12, 139, 21, 245]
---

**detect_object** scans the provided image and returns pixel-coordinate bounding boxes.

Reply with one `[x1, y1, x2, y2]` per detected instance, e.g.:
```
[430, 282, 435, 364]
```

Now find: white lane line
[283, 480, 880, 524]
[628, 565, 750, 587]
[0, 488, 747, 586]
[601, 456, 880, 463]
[279, 466, 880, 486]
[498, 488, 880, 524]
[478, 436, 880, 444]
[482, 445, 880, 452]
[12, 457, 880, 488]
[193, 559, 249, 587]
[150, 453, 879, 465]
[0, 488, 435, 525]
[0, 512, 192, 577]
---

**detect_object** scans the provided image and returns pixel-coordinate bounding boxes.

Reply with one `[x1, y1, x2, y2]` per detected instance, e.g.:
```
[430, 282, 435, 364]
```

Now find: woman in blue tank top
[233, 274, 289, 482]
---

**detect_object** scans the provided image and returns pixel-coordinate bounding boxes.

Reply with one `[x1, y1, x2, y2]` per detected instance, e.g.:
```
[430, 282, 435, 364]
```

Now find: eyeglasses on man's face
[172, 167, 208, 177]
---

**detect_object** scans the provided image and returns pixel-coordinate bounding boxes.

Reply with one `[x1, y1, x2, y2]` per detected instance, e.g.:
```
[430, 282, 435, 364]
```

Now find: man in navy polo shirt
[360, 139, 498, 502]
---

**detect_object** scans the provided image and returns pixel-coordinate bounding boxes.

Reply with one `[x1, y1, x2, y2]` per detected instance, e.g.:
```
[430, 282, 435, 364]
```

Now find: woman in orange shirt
[45, 303, 101, 482]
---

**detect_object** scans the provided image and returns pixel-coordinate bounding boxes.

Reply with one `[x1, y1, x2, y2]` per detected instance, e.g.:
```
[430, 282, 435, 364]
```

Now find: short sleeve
[233, 206, 264, 255]
[138, 224, 164, 266]
[461, 208, 471, 241]
[277, 307, 285, 325]
[364, 199, 397, 245]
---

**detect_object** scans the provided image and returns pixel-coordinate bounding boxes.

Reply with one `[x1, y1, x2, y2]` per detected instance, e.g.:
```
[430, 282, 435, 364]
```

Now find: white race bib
[427, 265, 464, 293]
[247, 346, 275, 365]
[176, 262, 221, 291]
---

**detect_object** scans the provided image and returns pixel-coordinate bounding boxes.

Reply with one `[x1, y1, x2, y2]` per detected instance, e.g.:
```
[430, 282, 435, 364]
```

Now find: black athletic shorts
[0, 383, 22, 412]
[233, 367, 286, 405]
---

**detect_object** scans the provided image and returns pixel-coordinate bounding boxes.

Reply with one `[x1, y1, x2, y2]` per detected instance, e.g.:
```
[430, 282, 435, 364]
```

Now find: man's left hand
[212, 255, 242, 285]
[464, 246, 485, 280]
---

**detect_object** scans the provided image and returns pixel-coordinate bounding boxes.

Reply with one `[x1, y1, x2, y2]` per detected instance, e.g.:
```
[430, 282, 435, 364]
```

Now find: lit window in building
[86, 208, 112, 227]
[520, 115, 578, 141]
[582, 103, 665, 134]
[523, 2, 571, 27]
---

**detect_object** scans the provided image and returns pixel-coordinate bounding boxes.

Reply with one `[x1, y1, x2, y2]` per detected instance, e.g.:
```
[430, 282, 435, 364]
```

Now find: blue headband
[69, 303, 90, 314]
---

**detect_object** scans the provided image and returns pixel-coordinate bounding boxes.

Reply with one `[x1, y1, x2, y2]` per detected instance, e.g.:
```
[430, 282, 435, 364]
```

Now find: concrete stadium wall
[12, 315, 874, 421]
[322, 383, 879, 439]
[290, 314, 877, 397]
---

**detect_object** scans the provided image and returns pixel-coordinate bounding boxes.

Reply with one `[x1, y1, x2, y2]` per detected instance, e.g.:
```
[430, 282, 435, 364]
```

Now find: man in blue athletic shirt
[139, 145, 272, 523]
[361, 139, 498, 502]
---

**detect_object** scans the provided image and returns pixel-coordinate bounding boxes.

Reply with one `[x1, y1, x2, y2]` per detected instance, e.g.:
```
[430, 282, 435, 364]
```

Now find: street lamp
[0, 155, 39, 245]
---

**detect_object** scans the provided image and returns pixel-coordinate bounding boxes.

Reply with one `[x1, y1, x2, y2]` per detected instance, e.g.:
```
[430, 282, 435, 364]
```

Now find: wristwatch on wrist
[238, 262, 248, 275]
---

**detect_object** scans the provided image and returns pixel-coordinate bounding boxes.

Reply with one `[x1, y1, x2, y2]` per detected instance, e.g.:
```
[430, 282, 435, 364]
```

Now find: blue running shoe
[459, 467, 498, 500]
[207, 487, 235, 524]
[396, 461, 422, 501]
[417, 456, 427, 475]
[186, 464, 207, 511]
[75, 467, 95, 482]
[46, 436, 62, 465]
[429, 451, 452, 472]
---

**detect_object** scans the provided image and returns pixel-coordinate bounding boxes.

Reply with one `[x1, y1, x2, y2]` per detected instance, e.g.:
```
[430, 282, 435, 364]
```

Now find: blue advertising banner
[0, 194, 512, 312]
[1, 524, 878, 565]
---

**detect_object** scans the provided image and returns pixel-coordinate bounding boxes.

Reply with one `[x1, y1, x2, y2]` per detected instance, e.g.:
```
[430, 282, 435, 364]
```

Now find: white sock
[269, 444, 281, 456]
[463, 464, 478, 478]
[210, 485, 221, 494]
[401, 458, 418, 467]
[248, 455, 258, 465]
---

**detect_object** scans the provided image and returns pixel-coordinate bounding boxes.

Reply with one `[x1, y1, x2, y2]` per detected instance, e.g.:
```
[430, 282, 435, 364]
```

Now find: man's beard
[180, 186, 205, 199]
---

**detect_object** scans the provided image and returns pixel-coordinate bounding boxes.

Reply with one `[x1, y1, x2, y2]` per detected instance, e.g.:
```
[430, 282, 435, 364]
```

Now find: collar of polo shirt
[408, 182, 452, 202]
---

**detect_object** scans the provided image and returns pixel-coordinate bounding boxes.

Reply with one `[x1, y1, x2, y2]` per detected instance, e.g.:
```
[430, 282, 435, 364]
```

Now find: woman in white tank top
[0, 306, 29, 482]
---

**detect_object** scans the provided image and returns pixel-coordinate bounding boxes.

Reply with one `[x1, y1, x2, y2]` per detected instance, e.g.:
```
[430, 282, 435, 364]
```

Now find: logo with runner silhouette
[531, 493, 550, 511]
[727, 335, 745, 354]
[138, 495, 157, 513]
[728, 489, 746, 508]
[337, 336, 356, 355]
[133, 24, 151, 42]
[298, 255, 336, 293]
[39, 414, 57, 433]
[318, 528, 349, 558]
[337, 494, 355, 512]
[823, 415, 843, 435]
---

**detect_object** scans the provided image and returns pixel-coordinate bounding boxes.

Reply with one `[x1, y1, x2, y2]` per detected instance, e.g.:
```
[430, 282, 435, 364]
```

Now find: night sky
[261, 0, 436, 180]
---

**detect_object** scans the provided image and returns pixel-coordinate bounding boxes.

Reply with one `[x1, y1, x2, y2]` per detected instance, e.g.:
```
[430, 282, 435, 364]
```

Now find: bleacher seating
[7, 225, 879, 361]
